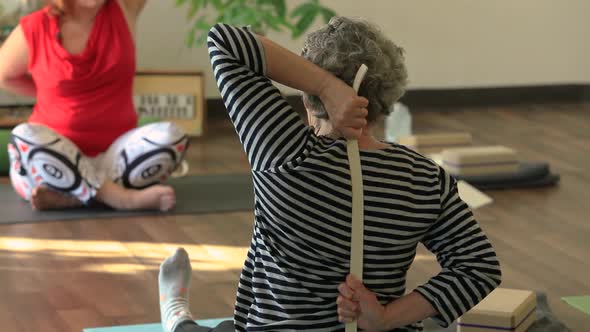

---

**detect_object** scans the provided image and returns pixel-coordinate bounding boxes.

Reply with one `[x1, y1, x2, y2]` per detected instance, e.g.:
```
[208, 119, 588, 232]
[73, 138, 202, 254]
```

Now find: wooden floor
[0, 103, 589, 332]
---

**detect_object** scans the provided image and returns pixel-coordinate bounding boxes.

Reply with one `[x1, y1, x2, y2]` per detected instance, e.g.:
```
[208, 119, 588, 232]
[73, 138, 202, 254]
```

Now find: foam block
[398, 132, 472, 154]
[441, 146, 519, 176]
[458, 288, 537, 332]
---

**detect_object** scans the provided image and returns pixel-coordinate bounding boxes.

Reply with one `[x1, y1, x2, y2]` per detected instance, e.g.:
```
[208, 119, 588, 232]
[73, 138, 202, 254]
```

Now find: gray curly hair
[301, 16, 408, 123]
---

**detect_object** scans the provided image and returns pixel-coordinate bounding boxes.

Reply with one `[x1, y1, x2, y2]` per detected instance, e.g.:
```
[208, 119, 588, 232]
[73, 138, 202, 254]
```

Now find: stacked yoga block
[441, 146, 519, 176]
[398, 132, 560, 190]
[398, 133, 519, 177]
[458, 288, 537, 332]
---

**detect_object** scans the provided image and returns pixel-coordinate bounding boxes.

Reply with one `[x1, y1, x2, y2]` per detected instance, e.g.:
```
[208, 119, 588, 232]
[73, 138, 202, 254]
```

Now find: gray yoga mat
[453, 162, 560, 190]
[474, 173, 561, 191]
[0, 174, 254, 224]
[84, 292, 570, 332]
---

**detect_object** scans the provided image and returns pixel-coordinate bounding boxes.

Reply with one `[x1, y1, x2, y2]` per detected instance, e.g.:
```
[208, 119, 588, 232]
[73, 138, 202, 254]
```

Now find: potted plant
[175, 0, 337, 46]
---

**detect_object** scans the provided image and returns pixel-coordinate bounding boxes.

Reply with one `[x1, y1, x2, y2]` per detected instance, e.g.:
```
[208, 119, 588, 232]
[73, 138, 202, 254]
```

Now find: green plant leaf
[186, 0, 202, 19]
[256, 0, 286, 18]
[274, 0, 287, 18]
[194, 16, 212, 30]
[186, 24, 197, 47]
[186, 16, 211, 47]
[194, 30, 209, 46]
[290, 3, 317, 19]
[320, 7, 336, 23]
[178, 0, 336, 47]
[260, 11, 283, 31]
[209, 0, 225, 10]
[293, 8, 318, 38]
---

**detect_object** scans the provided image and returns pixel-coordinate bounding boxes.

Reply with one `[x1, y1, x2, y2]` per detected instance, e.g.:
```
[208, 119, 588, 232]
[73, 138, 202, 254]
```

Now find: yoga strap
[345, 64, 368, 332]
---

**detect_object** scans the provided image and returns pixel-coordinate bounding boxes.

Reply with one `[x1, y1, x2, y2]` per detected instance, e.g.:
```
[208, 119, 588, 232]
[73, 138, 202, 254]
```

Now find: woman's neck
[67, 3, 103, 21]
[357, 132, 389, 150]
[314, 120, 389, 150]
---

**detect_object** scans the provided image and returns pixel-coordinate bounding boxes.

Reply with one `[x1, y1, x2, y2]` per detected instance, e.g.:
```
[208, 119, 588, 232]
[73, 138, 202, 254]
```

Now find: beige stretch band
[345, 64, 368, 332]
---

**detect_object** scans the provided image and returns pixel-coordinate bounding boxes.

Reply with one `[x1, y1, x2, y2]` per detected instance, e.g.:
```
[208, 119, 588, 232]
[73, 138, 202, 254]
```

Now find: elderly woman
[156, 18, 501, 332]
[0, 0, 188, 211]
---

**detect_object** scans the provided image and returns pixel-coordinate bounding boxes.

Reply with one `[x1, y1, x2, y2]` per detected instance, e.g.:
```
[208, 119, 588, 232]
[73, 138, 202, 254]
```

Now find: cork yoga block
[398, 132, 472, 154]
[441, 146, 519, 176]
[458, 288, 537, 332]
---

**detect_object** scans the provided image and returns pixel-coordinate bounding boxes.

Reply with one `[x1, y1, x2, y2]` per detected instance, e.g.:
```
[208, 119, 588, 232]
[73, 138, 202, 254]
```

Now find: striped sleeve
[415, 167, 502, 327]
[207, 23, 312, 171]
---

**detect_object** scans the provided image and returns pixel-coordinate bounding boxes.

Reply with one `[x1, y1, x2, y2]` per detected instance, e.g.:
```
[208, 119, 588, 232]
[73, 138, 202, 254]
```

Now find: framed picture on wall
[133, 70, 207, 137]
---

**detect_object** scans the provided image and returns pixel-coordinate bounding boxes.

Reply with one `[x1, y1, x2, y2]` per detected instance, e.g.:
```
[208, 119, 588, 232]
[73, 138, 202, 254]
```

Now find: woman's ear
[306, 111, 318, 129]
[306, 110, 314, 127]
[302, 95, 311, 110]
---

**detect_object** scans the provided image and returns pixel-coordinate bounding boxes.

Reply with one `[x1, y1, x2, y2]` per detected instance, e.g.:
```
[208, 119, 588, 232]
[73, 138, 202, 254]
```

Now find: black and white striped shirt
[208, 24, 501, 332]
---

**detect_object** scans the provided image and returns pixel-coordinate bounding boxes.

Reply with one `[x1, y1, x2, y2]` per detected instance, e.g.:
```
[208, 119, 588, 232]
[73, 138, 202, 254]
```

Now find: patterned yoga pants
[8, 122, 189, 203]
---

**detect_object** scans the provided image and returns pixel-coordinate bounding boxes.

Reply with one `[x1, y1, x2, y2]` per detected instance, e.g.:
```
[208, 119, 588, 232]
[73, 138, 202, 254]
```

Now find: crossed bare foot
[94, 181, 176, 212]
[31, 183, 176, 212]
[30, 186, 83, 211]
[130, 185, 176, 212]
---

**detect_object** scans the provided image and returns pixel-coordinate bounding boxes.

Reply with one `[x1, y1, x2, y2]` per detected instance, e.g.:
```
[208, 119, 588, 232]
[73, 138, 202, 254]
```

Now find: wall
[136, 0, 590, 98]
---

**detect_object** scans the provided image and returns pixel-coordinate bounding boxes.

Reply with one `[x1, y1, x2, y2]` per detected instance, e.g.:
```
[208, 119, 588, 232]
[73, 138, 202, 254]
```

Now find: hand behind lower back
[337, 274, 389, 332]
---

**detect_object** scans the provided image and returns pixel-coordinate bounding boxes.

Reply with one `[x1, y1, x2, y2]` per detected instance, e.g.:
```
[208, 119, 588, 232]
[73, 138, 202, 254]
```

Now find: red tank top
[20, 0, 138, 156]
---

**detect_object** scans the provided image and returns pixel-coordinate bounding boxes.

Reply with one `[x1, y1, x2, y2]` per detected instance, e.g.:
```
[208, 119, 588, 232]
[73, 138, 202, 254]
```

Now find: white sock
[159, 248, 193, 332]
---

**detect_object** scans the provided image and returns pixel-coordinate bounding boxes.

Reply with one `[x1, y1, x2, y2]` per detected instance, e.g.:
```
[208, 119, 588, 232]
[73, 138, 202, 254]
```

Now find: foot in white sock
[159, 247, 193, 332]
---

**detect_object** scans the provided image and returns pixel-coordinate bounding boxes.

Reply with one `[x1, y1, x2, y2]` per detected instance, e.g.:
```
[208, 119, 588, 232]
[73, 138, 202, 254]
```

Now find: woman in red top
[0, 0, 188, 211]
